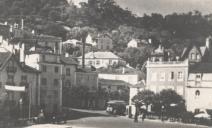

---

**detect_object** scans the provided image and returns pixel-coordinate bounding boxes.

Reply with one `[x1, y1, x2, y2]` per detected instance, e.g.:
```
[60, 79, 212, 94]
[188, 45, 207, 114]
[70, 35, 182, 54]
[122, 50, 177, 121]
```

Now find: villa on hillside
[77, 51, 125, 69]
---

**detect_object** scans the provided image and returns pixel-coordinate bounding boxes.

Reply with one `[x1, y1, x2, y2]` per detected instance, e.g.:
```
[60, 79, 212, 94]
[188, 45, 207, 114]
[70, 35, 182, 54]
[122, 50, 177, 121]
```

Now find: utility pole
[82, 31, 88, 69]
[29, 84, 31, 120]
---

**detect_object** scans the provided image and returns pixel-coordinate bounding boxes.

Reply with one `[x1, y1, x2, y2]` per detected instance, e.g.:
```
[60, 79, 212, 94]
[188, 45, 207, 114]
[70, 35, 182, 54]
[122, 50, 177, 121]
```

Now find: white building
[127, 39, 138, 48]
[78, 51, 125, 68]
[186, 63, 212, 112]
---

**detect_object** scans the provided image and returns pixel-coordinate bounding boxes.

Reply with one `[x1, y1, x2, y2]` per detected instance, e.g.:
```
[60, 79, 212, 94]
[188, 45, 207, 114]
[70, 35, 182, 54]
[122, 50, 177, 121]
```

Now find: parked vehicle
[194, 109, 211, 120]
[106, 100, 126, 115]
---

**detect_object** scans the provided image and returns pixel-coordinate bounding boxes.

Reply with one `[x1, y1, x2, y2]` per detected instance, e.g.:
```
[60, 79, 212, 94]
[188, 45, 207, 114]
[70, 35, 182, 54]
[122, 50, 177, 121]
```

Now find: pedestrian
[134, 103, 139, 122]
[142, 111, 146, 122]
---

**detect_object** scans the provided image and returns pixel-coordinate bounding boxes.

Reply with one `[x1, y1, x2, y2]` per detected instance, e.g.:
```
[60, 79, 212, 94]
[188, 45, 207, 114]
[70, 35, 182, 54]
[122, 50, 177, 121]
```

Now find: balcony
[6, 66, 17, 73]
[6, 81, 15, 86]
[146, 60, 188, 67]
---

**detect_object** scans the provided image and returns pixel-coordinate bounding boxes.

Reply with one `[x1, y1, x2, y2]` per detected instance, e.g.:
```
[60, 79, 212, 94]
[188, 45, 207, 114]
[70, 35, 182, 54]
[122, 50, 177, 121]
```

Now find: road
[21, 109, 209, 128]
[66, 113, 207, 128]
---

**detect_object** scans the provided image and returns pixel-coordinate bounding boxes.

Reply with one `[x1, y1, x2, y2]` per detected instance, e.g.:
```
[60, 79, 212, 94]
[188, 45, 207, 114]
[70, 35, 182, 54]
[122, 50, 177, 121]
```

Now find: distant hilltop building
[77, 51, 125, 69]
[67, 0, 88, 7]
[95, 33, 113, 50]
[127, 38, 152, 48]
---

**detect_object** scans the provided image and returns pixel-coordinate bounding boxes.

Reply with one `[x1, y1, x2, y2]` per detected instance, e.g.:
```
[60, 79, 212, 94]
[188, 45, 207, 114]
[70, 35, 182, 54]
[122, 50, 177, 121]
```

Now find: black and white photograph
[0, 0, 212, 127]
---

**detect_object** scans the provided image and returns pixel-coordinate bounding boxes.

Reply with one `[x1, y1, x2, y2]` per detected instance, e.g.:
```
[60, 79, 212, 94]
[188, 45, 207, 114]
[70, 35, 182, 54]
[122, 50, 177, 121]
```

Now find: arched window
[195, 90, 200, 96]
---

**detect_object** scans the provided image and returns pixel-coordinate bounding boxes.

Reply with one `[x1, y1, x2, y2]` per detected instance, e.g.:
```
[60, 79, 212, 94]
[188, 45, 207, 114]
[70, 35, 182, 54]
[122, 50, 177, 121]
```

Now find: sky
[71, 0, 212, 16]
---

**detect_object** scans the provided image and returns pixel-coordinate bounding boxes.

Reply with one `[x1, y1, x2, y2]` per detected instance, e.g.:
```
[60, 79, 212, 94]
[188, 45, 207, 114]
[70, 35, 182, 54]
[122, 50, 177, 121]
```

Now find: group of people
[134, 104, 147, 123]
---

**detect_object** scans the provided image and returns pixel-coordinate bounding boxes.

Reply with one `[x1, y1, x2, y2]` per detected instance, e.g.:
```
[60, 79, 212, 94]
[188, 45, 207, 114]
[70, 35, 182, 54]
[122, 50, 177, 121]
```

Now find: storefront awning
[5, 85, 25, 92]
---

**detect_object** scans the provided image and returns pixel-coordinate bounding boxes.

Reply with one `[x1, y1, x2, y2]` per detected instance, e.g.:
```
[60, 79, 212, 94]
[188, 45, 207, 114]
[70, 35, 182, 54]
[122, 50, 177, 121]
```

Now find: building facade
[24, 35, 77, 114]
[96, 34, 113, 50]
[0, 47, 40, 117]
[78, 51, 125, 69]
[146, 60, 189, 97]
[186, 63, 212, 112]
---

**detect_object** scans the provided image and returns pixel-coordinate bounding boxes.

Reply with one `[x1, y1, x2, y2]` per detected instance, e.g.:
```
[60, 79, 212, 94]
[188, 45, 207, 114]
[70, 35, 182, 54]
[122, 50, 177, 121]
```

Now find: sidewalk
[123, 116, 208, 127]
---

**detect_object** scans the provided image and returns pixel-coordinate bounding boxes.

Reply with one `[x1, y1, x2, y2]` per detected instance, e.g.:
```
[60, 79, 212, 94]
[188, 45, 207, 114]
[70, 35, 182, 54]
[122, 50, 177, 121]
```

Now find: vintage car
[106, 100, 126, 115]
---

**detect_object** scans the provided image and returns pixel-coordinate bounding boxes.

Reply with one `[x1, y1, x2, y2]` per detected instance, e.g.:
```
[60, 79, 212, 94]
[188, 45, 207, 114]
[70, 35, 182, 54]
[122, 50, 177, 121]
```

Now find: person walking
[134, 103, 139, 122]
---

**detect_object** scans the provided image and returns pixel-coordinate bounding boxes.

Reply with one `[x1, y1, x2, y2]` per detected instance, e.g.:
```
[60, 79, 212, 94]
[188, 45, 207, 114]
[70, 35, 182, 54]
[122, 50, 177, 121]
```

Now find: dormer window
[196, 74, 201, 81]
[191, 53, 195, 60]
[196, 54, 201, 60]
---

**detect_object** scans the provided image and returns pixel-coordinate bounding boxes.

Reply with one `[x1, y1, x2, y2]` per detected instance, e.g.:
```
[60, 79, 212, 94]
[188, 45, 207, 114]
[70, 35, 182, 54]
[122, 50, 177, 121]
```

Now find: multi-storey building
[96, 34, 113, 50]
[146, 59, 189, 97]
[0, 47, 40, 117]
[24, 35, 77, 114]
[187, 63, 212, 112]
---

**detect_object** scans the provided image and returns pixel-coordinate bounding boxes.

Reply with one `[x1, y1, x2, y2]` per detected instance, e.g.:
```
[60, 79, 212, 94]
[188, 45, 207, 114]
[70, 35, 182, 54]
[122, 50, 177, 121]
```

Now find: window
[195, 90, 200, 96]
[21, 75, 27, 82]
[65, 80, 71, 87]
[88, 61, 92, 65]
[197, 54, 201, 60]
[168, 72, 174, 81]
[151, 72, 157, 81]
[42, 55, 46, 61]
[54, 90, 58, 98]
[191, 53, 195, 60]
[106, 45, 110, 49]
[177, 72, 183, 81]
[196, 74, 201, 79]
[159, 72, 165, 81]
[96, 60, 100, 65]
[66, 68, 70, 76]
[54, 66, 59, 73]
[42, 65, 47, 72]
[7, 75, 14, 83]
[41, 78, 47, 85]
[54, 79, 59, 86]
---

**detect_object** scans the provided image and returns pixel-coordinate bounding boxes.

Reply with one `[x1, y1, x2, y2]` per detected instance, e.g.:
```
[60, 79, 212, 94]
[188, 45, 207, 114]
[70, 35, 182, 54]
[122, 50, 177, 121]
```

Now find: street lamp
[19, 98, 23, 119]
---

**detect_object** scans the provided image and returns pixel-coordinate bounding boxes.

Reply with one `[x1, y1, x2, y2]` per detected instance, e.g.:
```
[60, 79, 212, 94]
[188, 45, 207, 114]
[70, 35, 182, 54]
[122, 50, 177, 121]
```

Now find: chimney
[206, 36, 211, 50]
[20, 43, 25, 63]
[21, 19, 24, 30]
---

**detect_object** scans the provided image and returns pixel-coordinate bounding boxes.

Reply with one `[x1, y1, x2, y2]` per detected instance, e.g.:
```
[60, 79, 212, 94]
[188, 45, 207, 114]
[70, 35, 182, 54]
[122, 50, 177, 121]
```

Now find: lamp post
[19, 98, 23, 119]
[28, 83, 32, 120]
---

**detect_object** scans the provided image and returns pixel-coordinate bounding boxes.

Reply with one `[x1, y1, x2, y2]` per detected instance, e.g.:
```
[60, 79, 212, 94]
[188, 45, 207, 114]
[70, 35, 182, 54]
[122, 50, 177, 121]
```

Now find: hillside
[0, 0, 212, 68]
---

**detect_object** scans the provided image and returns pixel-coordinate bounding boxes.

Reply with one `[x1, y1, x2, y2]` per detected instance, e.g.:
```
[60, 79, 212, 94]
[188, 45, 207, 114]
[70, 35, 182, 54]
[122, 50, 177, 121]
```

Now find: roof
[78, 52, 120, 59]
[19, 64, 40, 73]
[60, 56, 78, 65]
[10, 34, 62, 44]
[0, 49, 40, 73]
[189, 63, 212, 73]
[0, 47, 12, 68]
[129, 81, 145, 88]
[181, 43, 208, 60]
[99, 79, 131, 87]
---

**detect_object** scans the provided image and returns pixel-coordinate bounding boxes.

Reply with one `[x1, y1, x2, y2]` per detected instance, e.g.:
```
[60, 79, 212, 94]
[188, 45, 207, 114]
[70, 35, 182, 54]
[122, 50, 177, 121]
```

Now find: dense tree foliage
[0, 0, 212, 67]
[132, 89, 186, 119]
